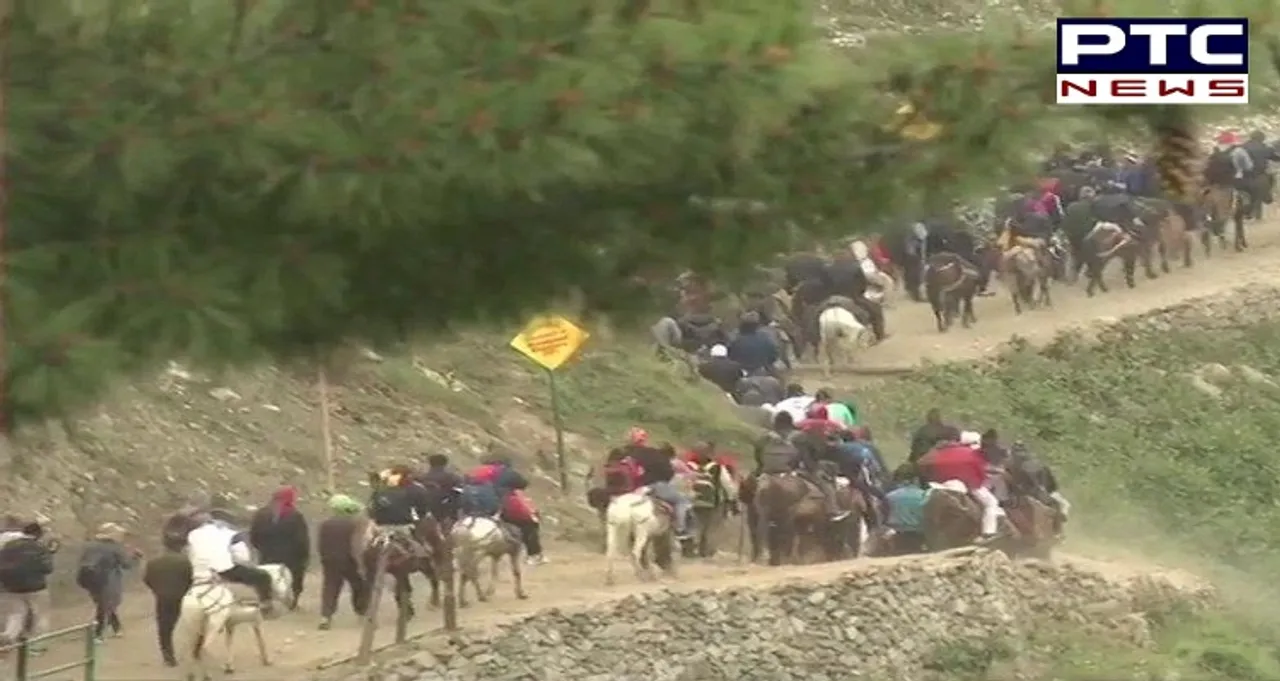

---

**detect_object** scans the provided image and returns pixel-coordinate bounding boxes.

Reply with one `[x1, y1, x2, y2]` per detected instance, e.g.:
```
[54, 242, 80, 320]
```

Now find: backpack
[76, 546, 112, 590]
[459, 483, 501, 517]
[1206, 149, 1236, 184]
[603, 458, 640, 494]
[0, 539, 45, 591]
[690, 462, 721, 509]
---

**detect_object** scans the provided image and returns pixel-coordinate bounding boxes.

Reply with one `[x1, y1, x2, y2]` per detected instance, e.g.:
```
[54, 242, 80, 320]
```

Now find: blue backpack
[459, 483, 501, 517]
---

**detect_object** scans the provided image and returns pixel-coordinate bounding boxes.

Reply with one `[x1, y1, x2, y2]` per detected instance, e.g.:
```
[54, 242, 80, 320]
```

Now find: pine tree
[6, 0, 1278, 430]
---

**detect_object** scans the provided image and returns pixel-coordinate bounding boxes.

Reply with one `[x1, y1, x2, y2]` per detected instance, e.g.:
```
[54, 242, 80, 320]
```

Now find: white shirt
[187, 523, 237, 575]
[772, 396, 816, 425]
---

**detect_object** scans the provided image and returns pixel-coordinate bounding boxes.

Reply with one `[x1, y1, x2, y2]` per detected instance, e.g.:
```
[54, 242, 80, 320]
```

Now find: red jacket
[679, 452, 741, 479]
[922, 444, 987, 491]
[503, 489, 538, 523]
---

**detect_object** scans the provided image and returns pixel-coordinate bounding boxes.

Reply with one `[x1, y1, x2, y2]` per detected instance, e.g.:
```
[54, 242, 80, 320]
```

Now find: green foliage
[10, 0, 1280, 430]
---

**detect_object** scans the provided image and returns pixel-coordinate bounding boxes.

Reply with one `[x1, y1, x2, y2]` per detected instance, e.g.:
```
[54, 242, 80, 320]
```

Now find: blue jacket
[885, 486, 929, 533]
[728, 329, 779, 374]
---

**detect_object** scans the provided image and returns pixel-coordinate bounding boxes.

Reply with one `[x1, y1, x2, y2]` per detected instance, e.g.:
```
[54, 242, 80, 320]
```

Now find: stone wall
[338, 549, 1209, 681]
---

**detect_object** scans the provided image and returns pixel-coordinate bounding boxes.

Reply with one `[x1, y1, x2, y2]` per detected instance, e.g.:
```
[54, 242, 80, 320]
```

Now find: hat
[709, 344, 728, 358]
[327, 494, 364, 516]
[959, 431, 982, 447]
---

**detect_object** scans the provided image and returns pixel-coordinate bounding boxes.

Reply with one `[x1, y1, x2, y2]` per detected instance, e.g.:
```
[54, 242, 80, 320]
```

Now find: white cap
[959, 431, 981, 447]
[709, 344, 728, 358]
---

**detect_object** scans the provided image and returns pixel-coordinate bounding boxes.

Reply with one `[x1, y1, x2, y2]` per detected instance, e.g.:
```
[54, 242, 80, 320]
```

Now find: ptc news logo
[1056, 18, 1249, 105]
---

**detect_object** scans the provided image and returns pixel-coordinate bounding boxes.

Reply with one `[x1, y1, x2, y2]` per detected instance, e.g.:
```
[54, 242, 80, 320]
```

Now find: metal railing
[2, 623, 97, 681]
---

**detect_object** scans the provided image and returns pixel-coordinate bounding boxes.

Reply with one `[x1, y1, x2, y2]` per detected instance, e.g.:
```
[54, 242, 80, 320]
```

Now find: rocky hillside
[0, 329, 755, 579]
[325, 549, 1217, 681]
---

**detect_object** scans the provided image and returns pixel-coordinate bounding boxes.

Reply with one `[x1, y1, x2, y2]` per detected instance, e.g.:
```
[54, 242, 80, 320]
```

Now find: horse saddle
[373, 524, 429, 558]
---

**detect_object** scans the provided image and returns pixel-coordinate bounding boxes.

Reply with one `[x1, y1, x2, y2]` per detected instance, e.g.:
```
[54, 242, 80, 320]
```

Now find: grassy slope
[850, 298, 1280, 681]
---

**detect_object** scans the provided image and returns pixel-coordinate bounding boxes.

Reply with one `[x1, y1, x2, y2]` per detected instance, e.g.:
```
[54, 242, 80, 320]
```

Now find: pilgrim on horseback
[467, 452, 546, 565]
[625, 431, 695, 541]
[825, 251, 886, 342]
[727, 312, 781, 377]
[734, 372, 785, 407]
[248, 485, 310, 609]
[755, 412, 847, 523]
[881, 465, 930, 556]
[908, 408, 962, 463]
[187, 511, 278, 616]
[918, 433, 1003, 541]
[368, 467, 435, 560]
[1006, 442, 1070, 534]
[416, 454, 465, 523]
[698, 344, 746, 396]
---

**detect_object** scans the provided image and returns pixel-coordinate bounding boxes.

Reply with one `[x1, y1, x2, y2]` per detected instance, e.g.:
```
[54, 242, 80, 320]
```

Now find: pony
[603, 489, 676, 585]
[356, 513, 445, 623]
[745, 473, 828, 565]
[1079, 221, 1142, 296]
[172, 563, 294, 680]
[450, 516, 528, 607]
[923, 253, 979, 332]
[998, 245, 1052, 314]
[817, 304, 870, 377]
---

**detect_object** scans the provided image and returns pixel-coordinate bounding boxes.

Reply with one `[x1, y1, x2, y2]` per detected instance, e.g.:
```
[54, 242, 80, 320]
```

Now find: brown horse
[745, 473, 830, 565]
[998, 245, 1052, 315]
[921, 484, 1057, 559]
[354, 514, 446, 623]
[1080, 220, 1144, 297]
[923, 253, 978, 332]
[823, 481, 870, 560]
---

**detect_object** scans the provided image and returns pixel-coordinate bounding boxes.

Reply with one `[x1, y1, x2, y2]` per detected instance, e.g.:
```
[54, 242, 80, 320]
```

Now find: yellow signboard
[509, 315, 590, 371]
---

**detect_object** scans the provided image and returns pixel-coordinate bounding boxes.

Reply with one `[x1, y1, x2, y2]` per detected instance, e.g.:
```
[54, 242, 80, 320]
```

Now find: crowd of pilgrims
[599, 383, 1068, 549]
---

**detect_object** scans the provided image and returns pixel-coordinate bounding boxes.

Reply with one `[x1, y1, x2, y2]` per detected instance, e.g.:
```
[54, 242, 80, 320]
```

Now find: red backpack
[603, 457, 642, 494]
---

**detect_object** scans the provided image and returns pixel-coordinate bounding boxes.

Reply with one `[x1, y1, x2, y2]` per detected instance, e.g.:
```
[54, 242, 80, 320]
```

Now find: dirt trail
[846, 219, 1280, 370]
[21, 220, 1280, 680]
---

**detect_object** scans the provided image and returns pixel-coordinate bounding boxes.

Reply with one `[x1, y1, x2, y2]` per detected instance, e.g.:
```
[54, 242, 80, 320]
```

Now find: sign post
[509, 315, 589, 493]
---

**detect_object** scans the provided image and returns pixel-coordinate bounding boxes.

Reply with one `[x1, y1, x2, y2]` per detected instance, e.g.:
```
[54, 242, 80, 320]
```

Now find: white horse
[604, 489, 675, 586]
[450, 516, 528, 607]
[172, 564, 294, 680]
[817, 306, 870, 377]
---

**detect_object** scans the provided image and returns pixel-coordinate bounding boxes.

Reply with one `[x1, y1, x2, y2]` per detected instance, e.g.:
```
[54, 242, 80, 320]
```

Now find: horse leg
[1235, 211, 1248, 250]
[1182, 234, 1193, 268]
[1157, 238, 1170, 273]
[220, 615, 237, 674]
[1121, 251, 1137, 288]
[1139, 241, 1158, 279]
[419, 563, 440, 608]
[249, 620, 272, 667]
[481, 554, 497, 601]
[1009, 277, 1022, 315]
[509, 547, 529, 600]
[393, 573, 416, 620]
[960, 292, 976, 328]
[604, 516, 625, 586]
[631, 525, 653, 581]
